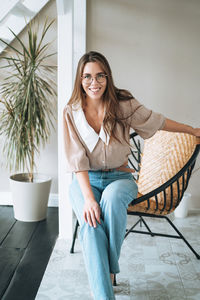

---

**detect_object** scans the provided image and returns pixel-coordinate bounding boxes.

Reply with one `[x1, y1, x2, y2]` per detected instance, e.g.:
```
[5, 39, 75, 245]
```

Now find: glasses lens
[82, 75, 91, 84]
[96, 74, 106, 83]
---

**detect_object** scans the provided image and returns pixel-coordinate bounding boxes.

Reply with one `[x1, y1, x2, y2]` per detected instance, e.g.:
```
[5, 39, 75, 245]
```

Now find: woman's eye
[84, 75, 91, 79]
[97, 74, 104, 80]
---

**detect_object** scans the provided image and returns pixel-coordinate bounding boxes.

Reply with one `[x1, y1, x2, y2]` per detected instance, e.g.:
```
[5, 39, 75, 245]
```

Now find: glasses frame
[81, 73, 108, 84]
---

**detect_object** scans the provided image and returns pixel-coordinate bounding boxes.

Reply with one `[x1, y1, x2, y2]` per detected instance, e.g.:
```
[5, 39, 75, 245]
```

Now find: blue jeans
[69, 169, 138, 300]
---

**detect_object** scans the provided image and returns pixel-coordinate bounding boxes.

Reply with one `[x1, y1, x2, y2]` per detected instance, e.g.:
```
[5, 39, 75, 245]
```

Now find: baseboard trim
[0, 192, 58, 207]
[189, 209, 200, 214]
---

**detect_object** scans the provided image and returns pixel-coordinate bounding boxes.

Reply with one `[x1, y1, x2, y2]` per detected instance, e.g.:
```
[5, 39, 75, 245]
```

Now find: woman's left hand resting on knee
[76, 171, 101, 228]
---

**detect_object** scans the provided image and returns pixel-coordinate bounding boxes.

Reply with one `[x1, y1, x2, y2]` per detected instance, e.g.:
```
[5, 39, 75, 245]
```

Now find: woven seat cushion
[128, 197, 172, 215]
[128, 132, 198, 214]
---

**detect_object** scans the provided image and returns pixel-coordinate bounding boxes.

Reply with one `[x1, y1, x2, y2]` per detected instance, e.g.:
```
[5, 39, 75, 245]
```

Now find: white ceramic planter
[10, 173, 52, 222]
[174, 192, 191, 218]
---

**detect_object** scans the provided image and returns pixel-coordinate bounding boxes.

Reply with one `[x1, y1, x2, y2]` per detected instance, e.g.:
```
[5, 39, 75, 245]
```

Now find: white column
[56, 0, 86, 239]
[73, 0, 86, 72]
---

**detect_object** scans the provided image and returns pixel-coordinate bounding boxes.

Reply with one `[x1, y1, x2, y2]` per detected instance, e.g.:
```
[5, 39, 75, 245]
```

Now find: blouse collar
[72, 106, 110, 152]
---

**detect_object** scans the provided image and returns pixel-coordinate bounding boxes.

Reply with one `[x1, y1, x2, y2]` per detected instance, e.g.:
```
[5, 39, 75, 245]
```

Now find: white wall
[87, 0, 200, 209]
[0, 0, 58, 195]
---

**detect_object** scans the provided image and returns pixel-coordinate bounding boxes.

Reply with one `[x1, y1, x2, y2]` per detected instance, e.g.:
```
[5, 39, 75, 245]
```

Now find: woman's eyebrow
[82, 72, 105, 75]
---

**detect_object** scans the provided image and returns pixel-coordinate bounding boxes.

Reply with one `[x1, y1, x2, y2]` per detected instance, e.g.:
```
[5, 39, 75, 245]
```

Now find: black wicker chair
[70, 132, 200, 261]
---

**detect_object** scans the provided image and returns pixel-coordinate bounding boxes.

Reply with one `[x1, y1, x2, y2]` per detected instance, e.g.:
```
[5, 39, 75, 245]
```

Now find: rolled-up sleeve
[63, 106, 90, 172]
[120, 98, 166, 139]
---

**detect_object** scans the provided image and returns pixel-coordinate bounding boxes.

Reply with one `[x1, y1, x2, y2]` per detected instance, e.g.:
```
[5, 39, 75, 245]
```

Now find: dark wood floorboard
[2, 221, 38, 249]
[0, 207, 16, 244]
[0, 206, 58, 300]
[0, 248, 24, 298]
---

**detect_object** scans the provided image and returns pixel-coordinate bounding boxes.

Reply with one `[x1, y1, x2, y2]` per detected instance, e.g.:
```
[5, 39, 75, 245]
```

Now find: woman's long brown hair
[68, 51, 134, 142]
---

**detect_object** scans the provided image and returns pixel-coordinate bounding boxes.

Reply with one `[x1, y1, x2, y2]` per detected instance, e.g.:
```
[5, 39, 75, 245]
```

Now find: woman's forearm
[75, 171, 96, 201]
[75, 170, 101, 227]
[162, 118, 196, 135]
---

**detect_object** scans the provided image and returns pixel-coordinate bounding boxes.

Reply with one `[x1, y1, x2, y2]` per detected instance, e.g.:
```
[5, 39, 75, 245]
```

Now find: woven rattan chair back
[126, 131, 200, 259]
[128, 132, 199, 215]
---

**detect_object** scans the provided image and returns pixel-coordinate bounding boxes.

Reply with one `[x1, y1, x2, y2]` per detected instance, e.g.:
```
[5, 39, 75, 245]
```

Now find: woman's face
[81, 62, 107, 101]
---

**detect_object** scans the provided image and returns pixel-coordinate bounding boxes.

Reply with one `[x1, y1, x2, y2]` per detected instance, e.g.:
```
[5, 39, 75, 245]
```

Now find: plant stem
[30, 128, 34, 182]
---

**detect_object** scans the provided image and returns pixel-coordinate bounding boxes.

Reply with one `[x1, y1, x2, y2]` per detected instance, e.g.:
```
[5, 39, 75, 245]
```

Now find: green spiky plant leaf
[0, 19, 57, 182]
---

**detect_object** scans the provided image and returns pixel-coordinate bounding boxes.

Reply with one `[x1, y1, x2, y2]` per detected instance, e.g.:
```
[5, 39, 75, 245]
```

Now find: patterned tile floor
[36, 212, 200, 300]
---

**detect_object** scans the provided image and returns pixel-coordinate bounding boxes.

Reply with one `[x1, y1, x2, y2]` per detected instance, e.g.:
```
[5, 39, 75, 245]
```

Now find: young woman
[63, 51, 200, 300]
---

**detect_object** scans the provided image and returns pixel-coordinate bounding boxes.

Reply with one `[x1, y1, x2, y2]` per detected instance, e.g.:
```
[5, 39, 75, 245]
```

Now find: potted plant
[0, 19, 57, 221]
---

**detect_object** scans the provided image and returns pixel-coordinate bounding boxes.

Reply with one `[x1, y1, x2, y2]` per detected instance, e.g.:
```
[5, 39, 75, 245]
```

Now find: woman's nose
[90, 77, 99, 84]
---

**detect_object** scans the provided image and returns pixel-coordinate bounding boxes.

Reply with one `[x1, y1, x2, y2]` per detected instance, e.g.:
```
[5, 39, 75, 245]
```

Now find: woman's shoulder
[118, 98, 142, 115]
[63, 102, 81, 116]
[63, 103, 70, 113]
[63, 104, 71, 121]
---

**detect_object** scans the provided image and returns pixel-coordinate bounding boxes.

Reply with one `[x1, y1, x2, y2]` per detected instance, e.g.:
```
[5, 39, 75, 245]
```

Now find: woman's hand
[83, 199, 101, 228]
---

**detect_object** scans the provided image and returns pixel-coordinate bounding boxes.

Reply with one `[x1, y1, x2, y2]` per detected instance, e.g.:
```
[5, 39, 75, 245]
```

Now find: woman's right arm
[63, 108, 101, 227]
[75, 171, 101, 228]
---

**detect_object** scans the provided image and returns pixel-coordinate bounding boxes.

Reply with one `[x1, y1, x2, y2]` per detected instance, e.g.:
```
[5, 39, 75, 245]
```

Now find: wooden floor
[0, 206, 58, 300]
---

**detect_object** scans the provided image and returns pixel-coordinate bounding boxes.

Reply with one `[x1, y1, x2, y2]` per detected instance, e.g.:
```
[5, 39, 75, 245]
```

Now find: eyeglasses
[81, 73, 108, 84]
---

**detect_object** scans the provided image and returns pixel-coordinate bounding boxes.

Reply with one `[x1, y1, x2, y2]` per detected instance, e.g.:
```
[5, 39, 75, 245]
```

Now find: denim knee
[101, 179, 138, 209]
[79, 221, 106, 243]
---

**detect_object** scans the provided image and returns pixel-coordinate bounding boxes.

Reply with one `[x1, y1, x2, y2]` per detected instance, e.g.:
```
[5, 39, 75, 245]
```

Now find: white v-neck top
[63, 98, 166, 172]
[72, 107, 110, 152]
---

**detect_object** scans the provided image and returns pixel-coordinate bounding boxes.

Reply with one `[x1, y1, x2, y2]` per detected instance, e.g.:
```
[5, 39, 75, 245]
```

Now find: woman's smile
[88, 87, 102, 94]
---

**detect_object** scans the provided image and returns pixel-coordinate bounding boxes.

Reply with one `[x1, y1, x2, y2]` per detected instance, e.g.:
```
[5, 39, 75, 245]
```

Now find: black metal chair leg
[113, 274, 117, 286]
[70, 220, 79, 253]
[139, 216, 143, 227]
[140, 216, 155, 236]
[164, 216, 200, 259]
[126, 213, 200, 259]
[125, 218, 141, 238]
[125, 216, 154, 238]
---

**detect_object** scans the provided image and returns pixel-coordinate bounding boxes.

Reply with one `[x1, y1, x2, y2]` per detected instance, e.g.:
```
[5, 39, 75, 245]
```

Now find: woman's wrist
[186, 125, 195, 135]
[84, 196, 96, 203]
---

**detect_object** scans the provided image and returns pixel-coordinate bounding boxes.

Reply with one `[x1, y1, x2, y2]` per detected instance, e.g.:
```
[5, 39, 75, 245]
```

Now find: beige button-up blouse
[63, 98, 166, 172]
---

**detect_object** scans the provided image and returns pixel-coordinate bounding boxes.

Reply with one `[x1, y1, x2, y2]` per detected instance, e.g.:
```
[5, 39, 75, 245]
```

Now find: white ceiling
[0, 0, 50, 53]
